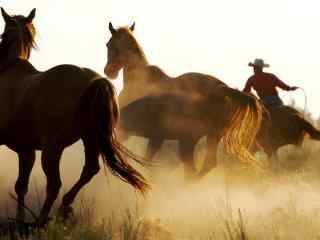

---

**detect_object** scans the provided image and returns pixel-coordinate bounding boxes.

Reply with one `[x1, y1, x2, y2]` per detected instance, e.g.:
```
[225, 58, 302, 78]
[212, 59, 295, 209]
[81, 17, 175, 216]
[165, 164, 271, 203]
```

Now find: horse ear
[129, 22, 135, 32]
[1, 7, 11, 23]
[26, 8, 36, 23]
[109, 22, 116, 34]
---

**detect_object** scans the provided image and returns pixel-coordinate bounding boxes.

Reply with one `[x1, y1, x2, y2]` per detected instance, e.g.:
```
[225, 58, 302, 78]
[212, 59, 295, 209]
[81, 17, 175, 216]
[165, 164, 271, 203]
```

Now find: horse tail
[299, 117, 320, 140]
[88, 78, 149, 194]
[220, 86, 263, 167]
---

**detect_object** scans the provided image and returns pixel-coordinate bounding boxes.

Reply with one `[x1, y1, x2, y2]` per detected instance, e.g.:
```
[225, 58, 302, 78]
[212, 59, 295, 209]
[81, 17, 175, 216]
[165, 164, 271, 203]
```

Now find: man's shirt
[243, 72, 291, 98]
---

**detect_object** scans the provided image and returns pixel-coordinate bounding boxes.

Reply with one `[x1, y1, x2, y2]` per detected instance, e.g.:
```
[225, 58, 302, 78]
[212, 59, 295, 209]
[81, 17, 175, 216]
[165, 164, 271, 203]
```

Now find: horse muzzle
[104, 63, 120, 80]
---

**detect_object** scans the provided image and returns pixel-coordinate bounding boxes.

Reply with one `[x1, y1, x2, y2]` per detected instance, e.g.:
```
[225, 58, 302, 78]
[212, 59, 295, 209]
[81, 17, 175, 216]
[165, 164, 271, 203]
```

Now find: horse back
[260, 105, 307, 149]
[119, 94, 221, 139]
[2, 63, 102, 146]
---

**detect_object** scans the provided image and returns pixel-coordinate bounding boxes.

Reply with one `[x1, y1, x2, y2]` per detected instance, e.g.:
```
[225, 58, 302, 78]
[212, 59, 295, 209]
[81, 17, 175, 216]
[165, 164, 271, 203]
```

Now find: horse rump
[219, 86, 263, 167]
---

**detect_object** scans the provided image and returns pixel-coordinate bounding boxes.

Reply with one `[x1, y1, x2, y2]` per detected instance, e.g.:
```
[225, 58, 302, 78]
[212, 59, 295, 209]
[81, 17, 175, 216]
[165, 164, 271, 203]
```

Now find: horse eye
[7, 19, 16, 25]
[6, 19, 18, 27]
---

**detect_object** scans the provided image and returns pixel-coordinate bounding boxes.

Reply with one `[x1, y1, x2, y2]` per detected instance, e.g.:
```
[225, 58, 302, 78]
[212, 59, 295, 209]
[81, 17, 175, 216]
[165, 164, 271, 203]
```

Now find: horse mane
[19, 22, 37, 59]
[0, 16, 37, 66]
[117, 27, 148, 64]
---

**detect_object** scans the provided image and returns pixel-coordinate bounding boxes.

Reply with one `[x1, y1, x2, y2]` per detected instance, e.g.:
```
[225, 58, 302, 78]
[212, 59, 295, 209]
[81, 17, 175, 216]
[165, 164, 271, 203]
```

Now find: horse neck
[125, 52, 148, 69]
[0, 34, 35, 72]
[0, 39, 20, 66]
[117, 55, 148, 106]
[123, 64, 147, 86]
[118, 79, 149, 108]
[0, 59, 38, 77]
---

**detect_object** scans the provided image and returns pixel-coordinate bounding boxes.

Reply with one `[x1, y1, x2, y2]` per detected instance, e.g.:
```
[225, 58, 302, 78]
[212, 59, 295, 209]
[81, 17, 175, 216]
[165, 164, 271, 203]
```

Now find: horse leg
[198, 135, 219, 178]
[264, 147, 278, 172]
[59, 138, 100, 219]
[270, 152, 280, 173]
[178, 139, 197, 181]
[146, 137, 163, 161]
[37, 146, 63, 225]
[15, 150, 36, 221]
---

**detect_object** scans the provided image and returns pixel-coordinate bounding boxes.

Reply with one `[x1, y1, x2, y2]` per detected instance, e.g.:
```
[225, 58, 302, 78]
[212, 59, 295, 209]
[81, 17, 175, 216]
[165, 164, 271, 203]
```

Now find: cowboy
[243, 58, 298, 106]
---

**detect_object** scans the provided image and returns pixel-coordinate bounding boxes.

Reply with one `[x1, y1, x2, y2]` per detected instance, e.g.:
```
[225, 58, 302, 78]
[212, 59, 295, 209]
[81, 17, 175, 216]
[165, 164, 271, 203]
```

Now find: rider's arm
[243, 77, 253, 92]
[273, 75, 293, 91]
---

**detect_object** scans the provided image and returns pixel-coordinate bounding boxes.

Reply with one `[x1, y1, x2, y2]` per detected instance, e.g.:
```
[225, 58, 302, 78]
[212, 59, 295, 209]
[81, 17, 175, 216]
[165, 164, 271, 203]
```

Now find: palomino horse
[104, 23, 264, 178]
[254, 105, 320, 169]
[0, 8, 148, 225]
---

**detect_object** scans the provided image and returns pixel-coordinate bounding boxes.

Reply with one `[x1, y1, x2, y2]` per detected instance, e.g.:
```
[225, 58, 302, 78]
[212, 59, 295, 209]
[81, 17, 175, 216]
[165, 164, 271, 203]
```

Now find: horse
[254, 105, 320, 169]
[0, 8, 148, 226]
[104, 23, 264, 178]
[118, 94, 230, 177]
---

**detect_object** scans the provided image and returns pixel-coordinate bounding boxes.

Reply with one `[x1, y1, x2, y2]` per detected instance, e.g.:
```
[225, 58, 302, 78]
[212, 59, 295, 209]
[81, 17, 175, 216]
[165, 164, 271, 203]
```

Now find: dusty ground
[1, 136, 320, 239]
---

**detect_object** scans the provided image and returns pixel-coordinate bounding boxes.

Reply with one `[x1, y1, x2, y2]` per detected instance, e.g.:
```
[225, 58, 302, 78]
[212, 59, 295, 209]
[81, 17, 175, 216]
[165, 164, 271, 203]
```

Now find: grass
[3, 170, 320, 240]
[1, 133, 320, 239]
[1, 180, 320, 240]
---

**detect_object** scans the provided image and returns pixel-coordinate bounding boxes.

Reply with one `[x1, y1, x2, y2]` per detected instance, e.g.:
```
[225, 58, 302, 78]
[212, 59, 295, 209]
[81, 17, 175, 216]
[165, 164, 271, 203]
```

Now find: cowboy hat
[248, 58, 270, 68]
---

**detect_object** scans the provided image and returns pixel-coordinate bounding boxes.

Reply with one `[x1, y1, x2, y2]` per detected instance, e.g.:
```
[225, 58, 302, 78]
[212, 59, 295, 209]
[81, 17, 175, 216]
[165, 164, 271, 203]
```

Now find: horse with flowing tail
[254, 105, 320, 169]
[0, 8, 148, 226]
[104, 23, 263, 178]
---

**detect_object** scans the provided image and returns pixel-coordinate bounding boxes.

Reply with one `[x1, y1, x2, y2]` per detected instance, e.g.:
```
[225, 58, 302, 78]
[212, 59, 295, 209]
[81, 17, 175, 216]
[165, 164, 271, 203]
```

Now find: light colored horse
[0, 9, 148, 225]
[104, 23, 264, 177]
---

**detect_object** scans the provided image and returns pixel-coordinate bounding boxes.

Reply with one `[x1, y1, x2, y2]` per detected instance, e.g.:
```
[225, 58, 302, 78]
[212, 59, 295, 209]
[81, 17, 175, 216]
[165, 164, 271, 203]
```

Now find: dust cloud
[1, 136, 320, 239]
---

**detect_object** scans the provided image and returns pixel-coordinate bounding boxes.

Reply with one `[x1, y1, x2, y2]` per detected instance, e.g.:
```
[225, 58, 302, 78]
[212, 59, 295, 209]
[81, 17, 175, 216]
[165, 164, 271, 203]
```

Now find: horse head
[104, 22, 147, 80]
[0, 8, 37, 62]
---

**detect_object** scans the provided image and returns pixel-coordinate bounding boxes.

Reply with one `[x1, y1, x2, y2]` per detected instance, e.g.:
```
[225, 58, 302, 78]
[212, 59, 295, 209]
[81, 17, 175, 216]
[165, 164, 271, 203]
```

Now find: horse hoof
[59, 205, 74, 220]
[35, 217, 51, 228]
[16, 211, 26, 222]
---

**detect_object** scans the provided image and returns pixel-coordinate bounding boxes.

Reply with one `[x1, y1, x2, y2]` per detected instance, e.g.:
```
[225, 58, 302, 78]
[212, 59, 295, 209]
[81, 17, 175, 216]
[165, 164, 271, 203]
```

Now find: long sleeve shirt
[243, 72, 291, 98]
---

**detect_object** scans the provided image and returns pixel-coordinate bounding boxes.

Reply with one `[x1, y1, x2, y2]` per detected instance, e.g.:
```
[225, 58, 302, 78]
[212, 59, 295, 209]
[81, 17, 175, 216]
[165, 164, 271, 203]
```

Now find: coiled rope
[292, 87, 308, 117]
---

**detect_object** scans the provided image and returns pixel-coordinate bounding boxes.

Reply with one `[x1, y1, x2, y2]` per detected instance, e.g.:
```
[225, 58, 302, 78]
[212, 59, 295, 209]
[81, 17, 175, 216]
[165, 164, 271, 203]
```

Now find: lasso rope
[298, 87, 308, 117]
[289, 87, 308, 117]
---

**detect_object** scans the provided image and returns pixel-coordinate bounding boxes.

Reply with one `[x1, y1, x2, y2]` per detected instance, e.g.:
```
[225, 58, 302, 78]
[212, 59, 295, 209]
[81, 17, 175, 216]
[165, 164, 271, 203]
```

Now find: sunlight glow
[2, 0, 320, 117]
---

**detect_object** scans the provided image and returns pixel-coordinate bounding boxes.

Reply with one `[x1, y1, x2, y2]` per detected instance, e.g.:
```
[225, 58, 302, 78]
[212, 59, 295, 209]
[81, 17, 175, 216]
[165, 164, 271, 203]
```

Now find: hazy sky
[2, 0, 320, 117]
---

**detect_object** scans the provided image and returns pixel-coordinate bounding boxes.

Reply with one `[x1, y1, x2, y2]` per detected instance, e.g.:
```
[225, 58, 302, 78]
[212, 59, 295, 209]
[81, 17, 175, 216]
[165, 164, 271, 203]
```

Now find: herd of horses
[0, 8, 320, 226]
[105, 23, 320, 171]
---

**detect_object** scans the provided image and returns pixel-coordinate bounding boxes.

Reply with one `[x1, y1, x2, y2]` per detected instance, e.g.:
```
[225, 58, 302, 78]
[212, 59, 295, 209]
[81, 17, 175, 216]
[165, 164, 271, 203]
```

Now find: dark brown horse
[118, 94, 232, 176]
[119, 96, 320, 172]
[0, 8, 148, 225]
[104, 23, 264, 178]
[254, 105, 320, 169]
